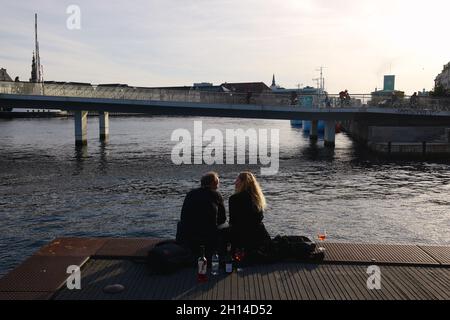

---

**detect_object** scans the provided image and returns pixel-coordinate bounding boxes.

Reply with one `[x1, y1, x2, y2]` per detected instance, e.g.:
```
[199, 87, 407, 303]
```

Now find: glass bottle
[225, 243, 233, 274]
[211, 251, 219, 276]
[197, 245, 208, 282]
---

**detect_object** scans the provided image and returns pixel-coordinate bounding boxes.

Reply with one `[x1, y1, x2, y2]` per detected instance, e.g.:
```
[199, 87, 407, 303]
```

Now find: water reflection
[99, 141, 108, 174]
[74, 144, 88, 175]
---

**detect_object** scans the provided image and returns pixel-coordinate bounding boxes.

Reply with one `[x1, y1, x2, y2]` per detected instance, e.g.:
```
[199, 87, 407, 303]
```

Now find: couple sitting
[176, 171, 271, 258]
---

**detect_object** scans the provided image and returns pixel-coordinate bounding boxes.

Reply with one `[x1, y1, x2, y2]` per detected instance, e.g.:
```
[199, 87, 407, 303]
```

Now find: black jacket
[229, 191, 271, 250]
[176, 187, 226, 253]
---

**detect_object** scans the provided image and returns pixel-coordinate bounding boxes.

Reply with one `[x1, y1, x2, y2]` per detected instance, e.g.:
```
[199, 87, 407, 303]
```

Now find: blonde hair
[235, 172, 266, 211]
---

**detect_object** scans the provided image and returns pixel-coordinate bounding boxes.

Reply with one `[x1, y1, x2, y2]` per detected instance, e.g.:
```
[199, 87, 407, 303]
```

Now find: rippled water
[1, 116, 449, 276]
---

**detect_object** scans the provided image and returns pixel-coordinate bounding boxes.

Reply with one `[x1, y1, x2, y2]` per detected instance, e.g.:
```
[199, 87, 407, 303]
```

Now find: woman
[229, 172, 271, 252]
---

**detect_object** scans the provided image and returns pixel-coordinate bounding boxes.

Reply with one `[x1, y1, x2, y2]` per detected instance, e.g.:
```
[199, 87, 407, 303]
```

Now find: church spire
[271, 74, 276, 87]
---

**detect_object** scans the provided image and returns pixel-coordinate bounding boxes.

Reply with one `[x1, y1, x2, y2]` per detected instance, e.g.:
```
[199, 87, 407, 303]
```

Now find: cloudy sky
[1, 0, 449, 93]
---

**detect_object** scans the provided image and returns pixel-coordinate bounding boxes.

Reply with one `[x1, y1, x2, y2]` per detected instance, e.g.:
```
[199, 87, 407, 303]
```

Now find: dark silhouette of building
[0, 68, 13, 82]
[220, 82, 271, 94]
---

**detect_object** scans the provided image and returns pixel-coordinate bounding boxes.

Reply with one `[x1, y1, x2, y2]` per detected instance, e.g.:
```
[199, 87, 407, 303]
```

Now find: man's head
[201, 172, 219, 190]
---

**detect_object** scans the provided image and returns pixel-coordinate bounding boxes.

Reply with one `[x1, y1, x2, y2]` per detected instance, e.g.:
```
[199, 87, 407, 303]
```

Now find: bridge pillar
[310, 120, 318, 141]
[99, 111, 109, 141]
[324, 120, 336, 147]
[74, 111, 88, 146]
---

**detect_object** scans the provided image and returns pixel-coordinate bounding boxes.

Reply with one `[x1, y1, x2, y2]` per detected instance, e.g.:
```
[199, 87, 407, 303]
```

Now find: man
[339, 90, 346, 107]
[176, 172, 226, 256]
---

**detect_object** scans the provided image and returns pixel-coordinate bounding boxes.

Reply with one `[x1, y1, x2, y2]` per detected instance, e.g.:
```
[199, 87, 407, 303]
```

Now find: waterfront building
[435, 62, 450, 91]
[370, 75, 405, 105]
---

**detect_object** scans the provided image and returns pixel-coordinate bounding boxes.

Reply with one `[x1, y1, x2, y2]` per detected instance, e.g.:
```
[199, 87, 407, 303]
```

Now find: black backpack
[271, 235, 318, 261]
[147, 240, 193, 274]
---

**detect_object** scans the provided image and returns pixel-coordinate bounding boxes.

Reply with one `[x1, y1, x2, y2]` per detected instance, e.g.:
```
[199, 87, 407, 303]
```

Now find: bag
[147, 240, 193, 274]
[271, 235, 317, 261]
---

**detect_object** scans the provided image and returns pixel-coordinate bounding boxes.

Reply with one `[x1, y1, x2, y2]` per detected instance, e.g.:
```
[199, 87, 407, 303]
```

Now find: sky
[1, 0, 449, 94]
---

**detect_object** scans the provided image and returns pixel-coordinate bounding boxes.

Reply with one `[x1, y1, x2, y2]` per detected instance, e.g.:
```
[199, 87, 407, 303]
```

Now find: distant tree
[430, 83, 449, 97]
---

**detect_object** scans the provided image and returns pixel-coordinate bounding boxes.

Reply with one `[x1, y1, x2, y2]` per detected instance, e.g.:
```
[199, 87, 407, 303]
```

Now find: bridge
[1, 81, 450, 146]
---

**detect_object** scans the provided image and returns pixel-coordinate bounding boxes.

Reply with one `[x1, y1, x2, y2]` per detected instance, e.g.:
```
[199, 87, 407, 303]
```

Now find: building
[220, 82, 271, 94]
[435, 62, 450, 91]
[0, 68, 13, 82]
[270, 74, 285, 91]
[370, 75, 404, 105]
[192, 83, 225, 92]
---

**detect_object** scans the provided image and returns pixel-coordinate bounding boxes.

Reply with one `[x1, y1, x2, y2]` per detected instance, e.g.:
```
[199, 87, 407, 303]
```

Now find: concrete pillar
[302, 120, 309, 132]
[310, 120, 318, 141]
[324, 120, 336, 147]
[74, 111, 88, 146]
[99, 111, 109, 141]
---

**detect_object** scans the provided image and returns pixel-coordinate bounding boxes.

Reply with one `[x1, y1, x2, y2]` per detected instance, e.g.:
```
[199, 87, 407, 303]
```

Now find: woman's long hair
[235, 172, 266, 211]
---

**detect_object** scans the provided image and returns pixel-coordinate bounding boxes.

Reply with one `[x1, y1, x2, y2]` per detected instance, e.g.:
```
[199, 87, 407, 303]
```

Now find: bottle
[225, 243, 233, 274]
[211, 252, 219, 276]
[197, 245, 208, 282]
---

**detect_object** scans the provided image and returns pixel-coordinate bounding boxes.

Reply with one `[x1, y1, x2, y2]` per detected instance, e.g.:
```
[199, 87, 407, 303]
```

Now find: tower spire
[34, 13, 41, 82]
[271, 74, 276, 87]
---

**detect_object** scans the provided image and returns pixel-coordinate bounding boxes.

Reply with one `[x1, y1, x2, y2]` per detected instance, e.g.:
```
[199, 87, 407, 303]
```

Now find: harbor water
[1, 116, 449, 277]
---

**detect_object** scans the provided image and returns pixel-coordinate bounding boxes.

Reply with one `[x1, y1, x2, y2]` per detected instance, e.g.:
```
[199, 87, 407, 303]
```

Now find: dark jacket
[229, 191, 271, 250]
[176, 187, 226, 254]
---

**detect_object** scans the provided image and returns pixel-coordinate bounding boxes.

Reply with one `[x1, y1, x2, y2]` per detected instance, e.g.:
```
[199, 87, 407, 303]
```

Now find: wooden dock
[0, 238, 449, 300]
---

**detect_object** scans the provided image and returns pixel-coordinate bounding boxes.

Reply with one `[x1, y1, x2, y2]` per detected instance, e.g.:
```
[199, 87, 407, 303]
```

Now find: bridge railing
[1, 81, 450, 112]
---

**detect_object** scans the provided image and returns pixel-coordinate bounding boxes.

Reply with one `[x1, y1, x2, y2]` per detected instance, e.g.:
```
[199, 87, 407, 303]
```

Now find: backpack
[271, 235, 318, 261]
[147, 240, 193, 274]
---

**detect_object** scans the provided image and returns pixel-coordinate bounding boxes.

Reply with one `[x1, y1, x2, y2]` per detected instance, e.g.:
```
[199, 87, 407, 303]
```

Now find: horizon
[1, 0, 449, 94]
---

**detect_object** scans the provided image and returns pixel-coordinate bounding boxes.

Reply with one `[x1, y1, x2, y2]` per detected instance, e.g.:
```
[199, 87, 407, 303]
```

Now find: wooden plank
[308, 265, 334, 300]
[172, 268, 193, 300]
[244, 267, 253, 300]
[215, 274, 226, 301]
[286, 263, 309, 300]
[236, 271, 246, 300]
[381, 266, 422, 300]
[320, 264, 351, 300]
[94, 238, 162, 258]
[329, 264, 366, 300]
[0, 291, 54, 300]
[296, 264, 319, 300]
[399, 266, 448, 300]
[363, 265, 402, 301]
[424, 268, 450, 290]
[323, 264, 353, 300]
[223, 271, 232, 300]
[314, 264, 345, 300]
[349, 265, 382, 300]
[419, 246, 450, 265]
[277, 266, 296, 300]
[270, 263, 288, 300]
[340, 265, 374, 300]
[51, 256, 450, 301]
[0, 255, 89, 292]
[251, 265, 262, 300]
[35, 237, 108, 257]
[321, 243, 439, 265]
[265, 264, 284, 300]
[257, 264, 271, 299]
